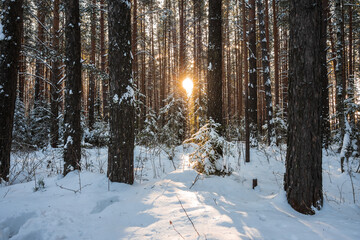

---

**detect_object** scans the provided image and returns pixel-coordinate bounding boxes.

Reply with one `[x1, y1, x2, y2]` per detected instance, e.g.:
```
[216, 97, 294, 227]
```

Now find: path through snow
[0, 146, 359, 239]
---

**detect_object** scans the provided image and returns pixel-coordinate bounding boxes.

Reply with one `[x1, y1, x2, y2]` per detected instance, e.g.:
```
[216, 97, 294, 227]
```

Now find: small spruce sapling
[184, 119, 232, 175]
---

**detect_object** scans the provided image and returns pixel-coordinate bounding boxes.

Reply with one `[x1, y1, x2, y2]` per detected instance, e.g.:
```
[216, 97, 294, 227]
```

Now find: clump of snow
[0, 22, 5, 40]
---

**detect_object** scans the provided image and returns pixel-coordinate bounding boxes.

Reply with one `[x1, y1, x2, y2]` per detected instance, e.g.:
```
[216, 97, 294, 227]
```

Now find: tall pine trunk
[0, 0, 23, 182]
[208, 0, 223, 127]
[100, 0, 108, 121]
[248, 0, 257, 138]
[242, 0, 250, 162]
[272, 0, 279, 107]
[35, 1, 46, 102]
[285, 0, 323, 215]
[63, 0, 82, 175]
[257, 0, 273, 145]
[88, 0, 97, 130]
[107, 0, 135, 184]
[334, 0, 345, 142]
[50, 0, 60, 148]
[321, 0, 330, 148]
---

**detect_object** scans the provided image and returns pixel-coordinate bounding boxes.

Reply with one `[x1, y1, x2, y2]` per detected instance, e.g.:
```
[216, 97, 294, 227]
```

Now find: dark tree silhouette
[0, 0, 23, 182]
[107, 0, 135, 184]
[285, 0, 323, 215]
[63, 0, 82, 175]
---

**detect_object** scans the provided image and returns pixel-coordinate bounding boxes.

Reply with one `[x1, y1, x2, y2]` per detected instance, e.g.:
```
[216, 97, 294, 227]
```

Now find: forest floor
[0, 144, 359, 240]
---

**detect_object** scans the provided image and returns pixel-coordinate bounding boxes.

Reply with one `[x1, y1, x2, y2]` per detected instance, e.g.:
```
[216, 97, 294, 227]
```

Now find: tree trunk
[179, 0, 186, 95]
[100, 0, 108, 121]
[242, 0, 250, 162]
[208, 0, 223, 127]
[321, 0, 330, 148]
[18, 27, 25, 102]
[107, 0, 135, 184]
[35, 1, 46, 102]
[257, 0, 273, 145]
[88, 0, 97, 130]
[63, 0, 82, 175]
[140, 5, 146, 129]
[272, 0, 279, 107]
[248, 0, 257, 137]
[285, 0, 323, 215]
[50, 0, 60, 148]
[347, 1, 354, 122]
[0, 0, 23, 182]
[334, 0, 345, 141]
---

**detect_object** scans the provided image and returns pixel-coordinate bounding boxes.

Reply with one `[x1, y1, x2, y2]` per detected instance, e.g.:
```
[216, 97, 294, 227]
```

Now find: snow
[0, 22, 4, 40]
[0, 145, 359, 240]
[208, 62, 212, 71]
[112, 94, 119, 103]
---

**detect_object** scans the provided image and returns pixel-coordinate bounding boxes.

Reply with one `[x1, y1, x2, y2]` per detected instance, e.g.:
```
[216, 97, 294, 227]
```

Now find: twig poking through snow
[169, 220, 185, 239]
[176, 195, 201, 238]
[3, 188, 10, 198]
[189, 173, 200, 189]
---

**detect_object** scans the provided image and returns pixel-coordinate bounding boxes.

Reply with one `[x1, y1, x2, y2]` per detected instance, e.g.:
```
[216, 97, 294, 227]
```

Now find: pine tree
[248, 0, 258, 138]
[208, 0, 223, 127]
[107, 0, 135, 184]
[257, 0, 273, 145]
[0, 0, 23, 182]
[242, 0, 250, 162]
[285, 0, 323, 215]
[334, 0, 345, 143]
[320, 0, 330, 148]
[63, 0, 82, 175]
[50, 0, 61, 148]
[207, 0, 223, 165]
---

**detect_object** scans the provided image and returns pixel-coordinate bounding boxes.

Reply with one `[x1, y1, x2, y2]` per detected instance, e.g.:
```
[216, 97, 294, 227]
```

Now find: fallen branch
[176, 195, 200, 238]
[55, 182, 91, 194]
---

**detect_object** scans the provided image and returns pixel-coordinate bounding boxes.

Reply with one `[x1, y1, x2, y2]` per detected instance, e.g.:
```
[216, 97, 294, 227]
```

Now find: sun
[182, 77, 193, 97]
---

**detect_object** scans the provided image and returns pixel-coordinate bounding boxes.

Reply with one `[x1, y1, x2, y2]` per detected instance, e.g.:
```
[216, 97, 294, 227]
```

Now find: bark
[334, 0, 345, 141]
[100, 0, 108, 121]
[63, 0, 82, 175]
[50, 0, 60, 148]
[35, 1, 46, 102]
[248, 0, 257, 136]
[0, 0, 23, 182]
[285, 0, 323, 215]
[347, 1, 354, 122]
[208, 0, 223, 127]
[179, 0, 186, 98]
[150, 0, 156, 111]
[194, 0, 204, 130]
[140, 6, 146, 129]
[265, 0, 270, 52]
[225, 0, 231, 124]
[107, 0, 135, 184]
[88, 0, 97, 129]
[321, 0, 330, 148]
[18, 27, 25, 102]
[242, 0, 250, 162]
[257, 0, 273, 145]
[132, 0, 138, 83]
[272, 0, 279, 107]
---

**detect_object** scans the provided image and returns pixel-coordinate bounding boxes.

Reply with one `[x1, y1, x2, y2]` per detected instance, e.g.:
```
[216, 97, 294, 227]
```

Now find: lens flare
[182, 78, 193, 97]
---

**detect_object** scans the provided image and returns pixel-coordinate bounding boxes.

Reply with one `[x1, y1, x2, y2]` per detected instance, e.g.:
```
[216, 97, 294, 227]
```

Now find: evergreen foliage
[29, 101, 51, 149]
[84, 120, 109, 147]
[184, 119, 231, 175]
[12, 98, 32, 150]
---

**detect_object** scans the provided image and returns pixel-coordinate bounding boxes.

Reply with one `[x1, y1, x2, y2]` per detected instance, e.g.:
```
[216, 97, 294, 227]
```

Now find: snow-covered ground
[0, 144, 359, 240]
